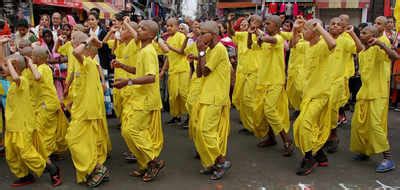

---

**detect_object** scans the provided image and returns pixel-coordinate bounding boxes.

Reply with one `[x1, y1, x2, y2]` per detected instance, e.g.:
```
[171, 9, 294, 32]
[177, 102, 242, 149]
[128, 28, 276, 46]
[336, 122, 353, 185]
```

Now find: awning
[217, 2, 257, 9]
[315, 0, 370, 9]
[82, 2, 120, 19]
[33, 0, 82, 8]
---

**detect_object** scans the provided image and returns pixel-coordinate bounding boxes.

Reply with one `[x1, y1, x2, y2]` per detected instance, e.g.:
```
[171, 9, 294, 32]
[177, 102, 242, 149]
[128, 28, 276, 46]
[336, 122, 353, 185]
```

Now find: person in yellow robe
[67, 32, 110, 187]
[286, 37, 308, 111]
[193, 21, 231, 180]
[227, 15, 261, 134]
[159, 18, 190, 125]
[2, 54, 61, 187]
[184, 22, 201, 136]
[292, 18, 337, 176]
[324, 17, 363, 153]
[351, 25, 398, 173]
[251, 15, 293, 156]
[29, 46, 69, 159]
[113, 20, 165, 182]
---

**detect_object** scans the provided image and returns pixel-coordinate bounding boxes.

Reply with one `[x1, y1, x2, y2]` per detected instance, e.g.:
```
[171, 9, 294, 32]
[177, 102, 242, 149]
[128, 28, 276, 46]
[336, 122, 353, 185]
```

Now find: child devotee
[160, 17, 190, 125]
[113, 20, 165, 182]
[193, 20, 231, 180]
[324, 17, 363, 154]
[29, 46, 68, 161]
[227, 14, 261, 135]
[2, 54, 61, 187]
[292, 18, 337, 176]
[67, 31, 110, 187]
[351, 25, 398, 173]
[251, 15, 293, 156]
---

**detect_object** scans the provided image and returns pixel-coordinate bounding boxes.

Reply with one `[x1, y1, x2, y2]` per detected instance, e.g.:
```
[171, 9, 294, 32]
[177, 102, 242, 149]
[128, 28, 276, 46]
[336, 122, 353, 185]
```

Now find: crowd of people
[0, 6, 398, 188]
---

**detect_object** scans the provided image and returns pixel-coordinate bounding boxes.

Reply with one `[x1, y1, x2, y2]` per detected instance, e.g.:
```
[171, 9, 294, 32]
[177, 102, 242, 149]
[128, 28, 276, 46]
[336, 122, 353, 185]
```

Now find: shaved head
[375, 16, 388, 24]
[249, 15, 262, 23]
[267, 15, 282, 27]
[8, 54, 26, 70]
[305, 19, 323, 29]
[339, 14, 350, 25]
[71, 31, 88, 44]
[32, 46, 48, 59]
[141, 20, 159, 37]
[166, 18, 178, 26]
[363, 25, 378, 36]
[200, 21, 219, 35]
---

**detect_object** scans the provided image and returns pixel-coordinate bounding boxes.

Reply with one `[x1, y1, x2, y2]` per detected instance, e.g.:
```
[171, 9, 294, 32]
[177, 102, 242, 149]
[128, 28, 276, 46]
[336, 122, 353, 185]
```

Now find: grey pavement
[0, 109, 399, 190]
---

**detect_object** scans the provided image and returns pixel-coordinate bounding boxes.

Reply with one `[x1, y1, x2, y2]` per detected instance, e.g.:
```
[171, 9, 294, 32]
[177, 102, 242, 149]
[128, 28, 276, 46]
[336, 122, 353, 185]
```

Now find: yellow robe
[193, 43, 231, 168]
[350, 45, 391, 156]
[166, 32, 190, 117]
[121, 43, 163, 170]
[5, 76, 46, 178]
[252, 34, 290, 138]
[286, 39, 308, 110]
[107, 40, 127, 118]
[328, 33, 356, 129]
[31, 64, 69, 157]
[66, 57, 109, 183]
[231, 32, 258, 120]
[184, 42, 202, 139]
[293, 39, 333, 155]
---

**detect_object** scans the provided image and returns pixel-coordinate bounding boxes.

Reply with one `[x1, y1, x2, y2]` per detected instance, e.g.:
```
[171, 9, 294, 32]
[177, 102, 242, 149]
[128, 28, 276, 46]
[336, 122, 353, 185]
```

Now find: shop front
[315, 0, 371, 25]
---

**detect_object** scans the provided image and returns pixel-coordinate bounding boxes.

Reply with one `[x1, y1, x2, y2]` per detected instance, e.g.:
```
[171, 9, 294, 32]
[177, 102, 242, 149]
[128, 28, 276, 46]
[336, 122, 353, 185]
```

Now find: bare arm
[113, 75, 155, 89]
[112, 59, 136, 74]
[375, 40, 400, 60]
[123, 18, 138, 40]
[315, 23, 336, 50]
[72, 43, 85, 64]
[227, 13, 236, 37]
[6, 59, 21, 85]
[26, 57, 41, 81]
[346, 26, 364, 53]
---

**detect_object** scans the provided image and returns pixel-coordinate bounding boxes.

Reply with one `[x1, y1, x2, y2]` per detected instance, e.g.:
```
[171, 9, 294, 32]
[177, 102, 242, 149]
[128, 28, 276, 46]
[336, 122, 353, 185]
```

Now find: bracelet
[128, 79, 133, 85]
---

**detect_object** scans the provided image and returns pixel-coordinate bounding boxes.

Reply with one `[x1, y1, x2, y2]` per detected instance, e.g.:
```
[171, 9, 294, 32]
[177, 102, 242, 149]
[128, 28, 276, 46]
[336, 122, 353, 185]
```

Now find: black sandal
[87, 166, 107, 188]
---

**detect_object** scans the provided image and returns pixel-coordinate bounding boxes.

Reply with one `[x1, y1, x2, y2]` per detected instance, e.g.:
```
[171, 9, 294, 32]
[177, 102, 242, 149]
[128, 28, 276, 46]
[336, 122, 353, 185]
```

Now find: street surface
[0, 110, 399, 190]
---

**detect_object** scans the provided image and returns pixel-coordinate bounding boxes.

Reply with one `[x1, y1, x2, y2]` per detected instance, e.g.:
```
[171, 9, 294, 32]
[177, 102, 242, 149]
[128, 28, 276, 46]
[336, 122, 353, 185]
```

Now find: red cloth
[269, 3, 278, 14]
[384, 0, 392, 16]
[293, 2, 299, 16]
[233, 17, 245, 31]
[0, 22, 11, 36]
[280, 3, 286, 13]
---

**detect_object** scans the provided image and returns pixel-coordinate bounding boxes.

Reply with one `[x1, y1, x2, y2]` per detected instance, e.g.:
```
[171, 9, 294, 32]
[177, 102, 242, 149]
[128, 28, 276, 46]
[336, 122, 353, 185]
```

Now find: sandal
[210, 160, 232, 180]
[142, 160, 166, 182]
[283, 142, 294, 157]
[129, 169, 146, 177]
[103, 169, 111, 182]
[86, 166, 107, 188]
[257, 138, 277, 148]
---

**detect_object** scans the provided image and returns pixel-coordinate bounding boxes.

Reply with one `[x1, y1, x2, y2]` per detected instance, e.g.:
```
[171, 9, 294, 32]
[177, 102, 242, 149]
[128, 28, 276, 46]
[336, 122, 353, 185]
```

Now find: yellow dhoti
[168, 72, 190, 117]
[186, 77, 202, 140]
[329, 79, 350, 129]
[238, 73, 257, 132]
[293, 97, 331, 155]
[5, 130, 46, 178]
[66, 119, 108, 183]
[113, 88, 123, 118]
[121, 109, 163, 170]
[232, 71, 244, 110]
[350, 98, 390, 156]
[36, 109, 69, 157]
[286, 76, 303, 111]
[253, 85, 290, 139]
[194, 104, 230, 168]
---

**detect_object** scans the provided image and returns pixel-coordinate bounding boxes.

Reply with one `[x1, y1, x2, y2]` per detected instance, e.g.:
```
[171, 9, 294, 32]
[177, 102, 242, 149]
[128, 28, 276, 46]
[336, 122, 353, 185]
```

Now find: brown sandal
[142, 160, 165, 182]
[129, 169, 146, 177]
[283, 142, 294, 157]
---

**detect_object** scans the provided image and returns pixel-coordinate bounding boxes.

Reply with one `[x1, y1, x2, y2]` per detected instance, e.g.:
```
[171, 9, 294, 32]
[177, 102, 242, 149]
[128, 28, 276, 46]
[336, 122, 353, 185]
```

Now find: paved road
[1, 110, 399, 190]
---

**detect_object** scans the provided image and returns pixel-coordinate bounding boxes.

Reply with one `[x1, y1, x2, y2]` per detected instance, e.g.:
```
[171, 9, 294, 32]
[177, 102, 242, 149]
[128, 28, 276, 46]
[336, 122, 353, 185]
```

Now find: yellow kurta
[194, 43, 231, 168]
[184, 42, 202, 139]
[166, 32, 190, 117]
[328, 33, 356, 129]
[32, 64, 69, 157]
[293, 39, 333, 155]
[121, 43, 163, 170]
[252, 34, 290, 138]
[66, 56, 109, 183]
[350, 45, 391, 156]
[57, 41, 80, 107]
[108, 40, 127, 118]
[286, 39, 308, 110]
[232, 31, 258, 114]
[5, 76, 46, 178]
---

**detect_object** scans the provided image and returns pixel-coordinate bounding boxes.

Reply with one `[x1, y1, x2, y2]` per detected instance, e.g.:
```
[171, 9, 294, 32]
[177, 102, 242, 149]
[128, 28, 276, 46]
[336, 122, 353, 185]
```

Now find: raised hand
[113, 78, 128, 89]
